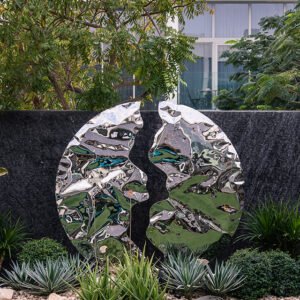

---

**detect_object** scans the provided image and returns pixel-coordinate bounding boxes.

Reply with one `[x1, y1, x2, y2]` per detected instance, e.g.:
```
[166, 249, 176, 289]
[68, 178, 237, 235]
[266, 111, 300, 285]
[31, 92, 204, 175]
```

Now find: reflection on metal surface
[147, 101, 243, 251]
[56, 102, 148, 256]
[56, 100, 244, 256]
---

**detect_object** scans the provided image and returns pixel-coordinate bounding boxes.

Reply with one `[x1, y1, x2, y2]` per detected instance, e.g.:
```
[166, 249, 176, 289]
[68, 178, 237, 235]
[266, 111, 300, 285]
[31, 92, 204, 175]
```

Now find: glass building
[179, 0, 297, 109]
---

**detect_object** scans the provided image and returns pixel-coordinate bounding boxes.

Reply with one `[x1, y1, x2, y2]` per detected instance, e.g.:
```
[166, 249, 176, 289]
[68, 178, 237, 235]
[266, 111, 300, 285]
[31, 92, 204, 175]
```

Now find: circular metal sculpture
[55, 101, 244, 257]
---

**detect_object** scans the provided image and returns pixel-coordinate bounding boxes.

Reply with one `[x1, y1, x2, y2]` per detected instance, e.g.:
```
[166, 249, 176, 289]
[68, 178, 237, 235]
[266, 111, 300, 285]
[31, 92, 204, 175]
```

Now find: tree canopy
[215, 3, 300, 110]
[0, 0, 210, 110]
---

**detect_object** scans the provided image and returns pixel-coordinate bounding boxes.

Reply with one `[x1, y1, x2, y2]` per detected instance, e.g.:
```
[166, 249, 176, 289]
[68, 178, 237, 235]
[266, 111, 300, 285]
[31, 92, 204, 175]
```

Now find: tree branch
[143, 8, 161, 36]
[65, 83, 84, 94]
[140, 1, 197, 17]
[49, 10, 104, 28]
[48, 72, 70, 110]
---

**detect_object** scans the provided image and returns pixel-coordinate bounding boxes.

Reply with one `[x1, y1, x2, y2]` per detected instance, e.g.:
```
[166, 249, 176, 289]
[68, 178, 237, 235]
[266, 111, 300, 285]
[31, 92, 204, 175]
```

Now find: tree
[0, 0, 211, 110]
[214, 3, 300, 110]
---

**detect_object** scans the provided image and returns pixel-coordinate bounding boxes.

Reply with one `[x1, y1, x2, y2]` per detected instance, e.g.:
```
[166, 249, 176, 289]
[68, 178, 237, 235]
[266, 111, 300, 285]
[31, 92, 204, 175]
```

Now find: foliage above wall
[0, 0, 211, 110]
[0, 167, 8, 176]
[214, 3, 300, 110]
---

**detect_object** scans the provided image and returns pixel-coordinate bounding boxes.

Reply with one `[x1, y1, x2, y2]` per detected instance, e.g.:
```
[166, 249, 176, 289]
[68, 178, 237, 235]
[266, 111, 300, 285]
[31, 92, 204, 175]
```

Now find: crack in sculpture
[129, 111, 168, 258]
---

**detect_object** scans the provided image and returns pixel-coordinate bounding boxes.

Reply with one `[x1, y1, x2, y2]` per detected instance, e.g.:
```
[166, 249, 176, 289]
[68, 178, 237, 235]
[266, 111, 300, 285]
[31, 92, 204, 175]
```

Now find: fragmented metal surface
[56, 100, 244, 256]
[56, 102, 148, 256]
[147, 101, 244, 251]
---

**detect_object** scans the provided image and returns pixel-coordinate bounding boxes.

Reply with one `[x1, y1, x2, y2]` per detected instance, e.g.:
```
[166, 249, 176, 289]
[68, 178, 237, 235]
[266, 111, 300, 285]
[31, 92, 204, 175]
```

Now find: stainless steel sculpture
[147, 101, 243, 251]
[56, 102, 148, 255]
[56, 100, 243, 256]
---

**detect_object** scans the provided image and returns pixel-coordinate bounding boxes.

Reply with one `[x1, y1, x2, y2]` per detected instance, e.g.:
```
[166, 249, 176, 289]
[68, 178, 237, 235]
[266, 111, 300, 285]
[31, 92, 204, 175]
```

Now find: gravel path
[12, 291, 78, 300]
[10, 290, 300, 300]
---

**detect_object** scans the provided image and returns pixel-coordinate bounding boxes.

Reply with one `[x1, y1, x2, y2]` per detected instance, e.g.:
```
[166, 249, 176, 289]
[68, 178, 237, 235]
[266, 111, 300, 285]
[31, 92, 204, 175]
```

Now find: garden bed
[7, 290, 300, 300]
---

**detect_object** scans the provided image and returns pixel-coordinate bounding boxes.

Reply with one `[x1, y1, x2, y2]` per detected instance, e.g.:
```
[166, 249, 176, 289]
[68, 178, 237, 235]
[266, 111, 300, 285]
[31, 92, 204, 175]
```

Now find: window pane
[252, 4, 284, 34]
[180, 43, 212, 109]
[286, 3, 296, 11]
[182, 11, 212, 38]
[218, 45, 242, 91]
[215, 4, 249, 37]
[118, 73, 133, 101]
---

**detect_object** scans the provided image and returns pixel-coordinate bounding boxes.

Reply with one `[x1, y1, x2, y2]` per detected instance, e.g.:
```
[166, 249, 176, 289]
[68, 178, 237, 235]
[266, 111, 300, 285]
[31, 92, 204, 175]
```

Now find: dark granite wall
[0, 111, 299, 252]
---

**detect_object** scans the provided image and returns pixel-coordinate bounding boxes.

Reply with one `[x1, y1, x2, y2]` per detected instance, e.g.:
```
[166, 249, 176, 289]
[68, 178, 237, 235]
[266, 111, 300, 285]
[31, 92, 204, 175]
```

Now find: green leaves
[238, 199, 300, 257]
[205, 261, 245, 296]
[77, 260, 121, 300]
[160, 249, 206, 299]
[160, 247, 245, 299]
[18, 238, 68, 264]
[117, 250, 166, 300]
[228, 249, 300, 299]
[78, 248, 166, 300]
[215, 5, 300, 110]
[0, 256, 81, 295]
[0, 213, 27, 270]
[0, 0, 209, 110]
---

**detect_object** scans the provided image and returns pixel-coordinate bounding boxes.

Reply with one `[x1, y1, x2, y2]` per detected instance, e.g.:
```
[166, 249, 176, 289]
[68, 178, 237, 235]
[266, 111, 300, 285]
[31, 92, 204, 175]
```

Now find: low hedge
[18, 238, 68, 264]
[228, 248, 300, 300]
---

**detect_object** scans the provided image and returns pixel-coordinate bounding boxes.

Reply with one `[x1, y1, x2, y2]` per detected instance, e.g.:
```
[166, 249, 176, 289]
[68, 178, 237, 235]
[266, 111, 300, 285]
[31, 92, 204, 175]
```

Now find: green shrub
[0, 213, 27, 270]
[238, 200, 300, 257]
[18, 238, 68, 264]
[160, 248, 206, 300]
[205, 261, 245, 296]
[117, 249, 166, 300]
[228, 248, 300, 299]
[267, 250, 300, 297]
[228, 249, 272, 300]
[0, 256, 81, 295]
[77, 260, 121, 300]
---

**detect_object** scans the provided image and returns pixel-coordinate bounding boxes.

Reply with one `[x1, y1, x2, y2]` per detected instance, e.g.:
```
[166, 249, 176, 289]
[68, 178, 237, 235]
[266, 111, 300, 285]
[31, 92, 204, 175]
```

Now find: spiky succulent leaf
[205, 261, 245, 296]
[160, 250, 206, 299]
[0, 256, 81, 295]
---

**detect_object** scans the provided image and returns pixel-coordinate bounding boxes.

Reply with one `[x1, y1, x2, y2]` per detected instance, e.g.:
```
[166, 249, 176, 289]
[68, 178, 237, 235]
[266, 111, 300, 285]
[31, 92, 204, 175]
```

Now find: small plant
[77, 260, 121, 300]
[0, 256, 81, 295]
[238, 200, 300, 256]
[18, 238, 68, 264]
[117, 249, 166, 300]
[228, 248, 300, 299]
[0, 261, 30, 290]
[160, 248, 206, 300]
[0, 213, 27, 270]
[205, 261, 245, 296]
[267, 250, 300, 297]
[228, 249, 272, 300]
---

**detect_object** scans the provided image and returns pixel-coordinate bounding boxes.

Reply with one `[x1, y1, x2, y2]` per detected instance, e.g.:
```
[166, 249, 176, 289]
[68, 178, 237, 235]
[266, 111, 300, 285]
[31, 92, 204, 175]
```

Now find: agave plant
[0, 256, 81, 295]
[0, 261, 30, 290]
[160, 249, 207, 300]
[0, 213, 27, 270]
[205, 261, 245, 296]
